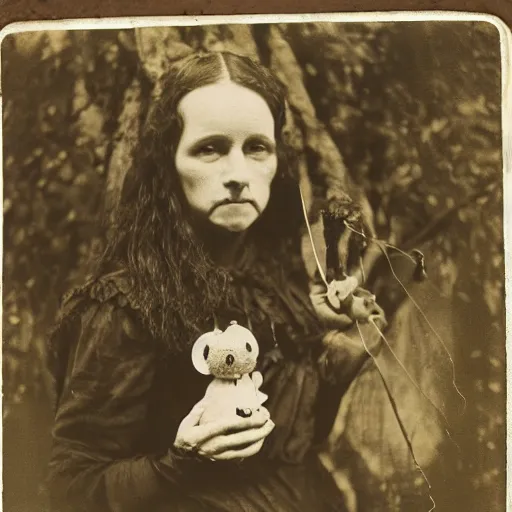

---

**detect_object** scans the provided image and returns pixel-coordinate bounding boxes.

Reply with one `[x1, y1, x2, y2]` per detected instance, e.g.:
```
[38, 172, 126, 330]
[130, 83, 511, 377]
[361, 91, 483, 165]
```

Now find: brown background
[0, 2, 509, 512]
[0, 0, 511, 30]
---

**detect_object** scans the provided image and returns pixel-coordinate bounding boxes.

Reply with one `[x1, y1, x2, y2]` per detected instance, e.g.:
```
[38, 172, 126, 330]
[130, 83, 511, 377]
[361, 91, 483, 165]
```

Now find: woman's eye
[195, 145, 221, 161]
[246, 142, 272, 158]
[198, 145, 217, 155]
[248, 143, 267, 153]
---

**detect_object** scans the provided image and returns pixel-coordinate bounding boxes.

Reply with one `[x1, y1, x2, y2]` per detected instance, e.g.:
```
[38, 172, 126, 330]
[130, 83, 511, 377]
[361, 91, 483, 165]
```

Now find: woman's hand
[310, 281, 387, 330]
[310, 281, 354, 329]
[174, 402, 275, 461]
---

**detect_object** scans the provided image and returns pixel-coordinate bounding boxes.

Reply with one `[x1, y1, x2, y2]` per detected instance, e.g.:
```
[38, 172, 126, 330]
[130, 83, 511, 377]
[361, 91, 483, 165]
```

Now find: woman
[47, 50, 383, 512]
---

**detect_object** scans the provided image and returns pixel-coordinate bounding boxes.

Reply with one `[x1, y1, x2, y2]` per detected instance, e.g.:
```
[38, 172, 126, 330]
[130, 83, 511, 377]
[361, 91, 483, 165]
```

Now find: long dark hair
[98, 51, 305, 350]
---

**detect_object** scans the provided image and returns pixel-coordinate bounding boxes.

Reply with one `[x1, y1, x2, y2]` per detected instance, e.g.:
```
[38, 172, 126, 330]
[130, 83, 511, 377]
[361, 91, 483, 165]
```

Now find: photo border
[0, 11, 510, 511]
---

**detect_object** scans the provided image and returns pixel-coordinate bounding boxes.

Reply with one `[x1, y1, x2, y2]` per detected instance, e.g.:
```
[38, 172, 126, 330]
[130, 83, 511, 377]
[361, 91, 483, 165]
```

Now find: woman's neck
[192, 218, 249, 269]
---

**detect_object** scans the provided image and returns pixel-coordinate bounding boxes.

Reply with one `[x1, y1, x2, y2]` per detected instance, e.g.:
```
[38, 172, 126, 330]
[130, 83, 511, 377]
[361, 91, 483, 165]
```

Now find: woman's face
[175, 81, 278, 232]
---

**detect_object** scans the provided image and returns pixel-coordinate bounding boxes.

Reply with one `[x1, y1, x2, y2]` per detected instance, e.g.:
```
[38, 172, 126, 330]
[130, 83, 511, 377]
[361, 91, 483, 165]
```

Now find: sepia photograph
[1, 13, 509, 512]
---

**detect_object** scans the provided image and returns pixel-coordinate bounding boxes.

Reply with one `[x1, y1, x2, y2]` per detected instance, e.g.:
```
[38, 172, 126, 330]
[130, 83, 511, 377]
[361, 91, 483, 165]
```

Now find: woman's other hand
[310, 281, 387, 330]
[310, 282, 355, 329]
[174, 402, 274, 461]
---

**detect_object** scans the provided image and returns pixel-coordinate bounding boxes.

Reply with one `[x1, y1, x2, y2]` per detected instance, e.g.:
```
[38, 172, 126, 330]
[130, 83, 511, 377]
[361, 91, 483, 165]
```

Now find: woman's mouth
[210, 199, 260, 214]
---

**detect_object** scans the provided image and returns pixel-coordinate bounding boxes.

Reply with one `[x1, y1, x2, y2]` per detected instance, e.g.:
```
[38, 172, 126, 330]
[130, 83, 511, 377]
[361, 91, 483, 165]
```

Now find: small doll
[191, 321, 268, 425]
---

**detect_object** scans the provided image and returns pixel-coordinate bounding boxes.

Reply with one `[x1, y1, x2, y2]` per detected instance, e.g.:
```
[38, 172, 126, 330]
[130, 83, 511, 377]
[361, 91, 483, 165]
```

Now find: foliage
[1, 21, 504, 511]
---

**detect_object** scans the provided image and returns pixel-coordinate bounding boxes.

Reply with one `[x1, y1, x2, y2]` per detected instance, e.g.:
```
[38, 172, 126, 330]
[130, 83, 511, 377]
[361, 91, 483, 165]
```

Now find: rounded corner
[478, 14, 512, 40]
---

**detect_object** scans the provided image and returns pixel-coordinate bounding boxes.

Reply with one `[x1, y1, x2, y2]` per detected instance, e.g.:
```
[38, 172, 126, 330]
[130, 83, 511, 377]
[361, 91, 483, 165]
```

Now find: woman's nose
[224, 180, 248, 196]
[222, 149, 250, 192]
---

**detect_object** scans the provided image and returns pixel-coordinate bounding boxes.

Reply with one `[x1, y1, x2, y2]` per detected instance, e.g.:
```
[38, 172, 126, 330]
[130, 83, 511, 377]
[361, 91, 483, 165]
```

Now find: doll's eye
[203, 345, 210, 360]
[246, 343, 252, 352]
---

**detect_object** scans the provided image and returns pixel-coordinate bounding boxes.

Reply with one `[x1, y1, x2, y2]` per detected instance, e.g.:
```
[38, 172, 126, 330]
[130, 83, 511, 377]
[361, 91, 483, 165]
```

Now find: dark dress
[47, 253, 369, 512]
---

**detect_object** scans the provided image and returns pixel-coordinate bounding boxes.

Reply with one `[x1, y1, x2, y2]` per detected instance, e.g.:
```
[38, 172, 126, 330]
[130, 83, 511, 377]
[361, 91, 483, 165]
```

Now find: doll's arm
[251, 371, 263, 390]
[250, 371, 268, 406]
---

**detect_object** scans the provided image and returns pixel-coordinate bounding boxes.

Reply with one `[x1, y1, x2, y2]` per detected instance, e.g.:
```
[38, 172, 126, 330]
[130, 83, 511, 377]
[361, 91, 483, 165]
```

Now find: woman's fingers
[212, 439, 266, 461]
[175, 404, 274, 458]
[188, 408, 270, 447]
[198, 419, 275, 456]
[310, 282, 328, 298]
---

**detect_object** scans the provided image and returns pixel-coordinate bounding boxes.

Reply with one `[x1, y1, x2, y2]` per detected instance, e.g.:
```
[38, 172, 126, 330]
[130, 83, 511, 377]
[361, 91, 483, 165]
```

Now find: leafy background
[1, 21, 505, 511]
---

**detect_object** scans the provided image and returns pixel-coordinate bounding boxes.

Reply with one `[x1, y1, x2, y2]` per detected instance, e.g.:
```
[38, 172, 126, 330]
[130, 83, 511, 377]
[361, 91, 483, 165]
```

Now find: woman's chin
[216, 219, 254, 233]
[209, 211, 259, 233]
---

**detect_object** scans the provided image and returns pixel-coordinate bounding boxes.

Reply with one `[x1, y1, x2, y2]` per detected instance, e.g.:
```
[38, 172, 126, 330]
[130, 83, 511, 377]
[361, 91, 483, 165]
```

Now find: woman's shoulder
[63, 268, 137, 308]
[53, 269, 147, 348]
[49, 270, 152, 405]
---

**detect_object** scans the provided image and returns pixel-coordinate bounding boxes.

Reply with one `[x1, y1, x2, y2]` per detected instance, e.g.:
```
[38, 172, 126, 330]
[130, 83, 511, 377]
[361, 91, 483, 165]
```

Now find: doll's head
[192, 321, 259, 379]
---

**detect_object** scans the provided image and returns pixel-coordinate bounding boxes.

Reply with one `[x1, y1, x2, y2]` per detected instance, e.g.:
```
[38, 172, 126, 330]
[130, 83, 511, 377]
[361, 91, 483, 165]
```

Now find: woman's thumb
[181, 400, 206, 428]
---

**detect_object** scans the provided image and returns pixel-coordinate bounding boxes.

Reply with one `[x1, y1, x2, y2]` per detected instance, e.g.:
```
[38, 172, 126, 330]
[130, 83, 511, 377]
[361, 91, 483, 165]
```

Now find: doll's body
[192, 321, 268, 425]
[199, 373, 267, 424]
